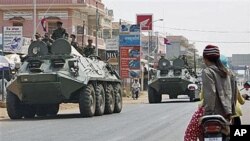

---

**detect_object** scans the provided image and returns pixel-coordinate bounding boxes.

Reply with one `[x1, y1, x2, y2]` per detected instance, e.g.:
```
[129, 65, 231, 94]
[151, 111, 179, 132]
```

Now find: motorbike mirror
[243, 81, 250, 89]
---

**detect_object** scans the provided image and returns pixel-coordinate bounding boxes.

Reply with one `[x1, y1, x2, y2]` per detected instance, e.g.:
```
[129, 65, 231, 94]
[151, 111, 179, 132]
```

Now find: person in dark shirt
[42, 33, 54, 53]
[83, 39, 96, 57]
[51, 21, 66, 40]
[70, 34, 82, 54]
[34, 32, 42, 41]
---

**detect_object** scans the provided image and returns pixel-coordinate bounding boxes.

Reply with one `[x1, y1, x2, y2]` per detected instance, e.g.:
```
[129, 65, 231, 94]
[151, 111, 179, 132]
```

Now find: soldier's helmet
[56, 21, 63, 25]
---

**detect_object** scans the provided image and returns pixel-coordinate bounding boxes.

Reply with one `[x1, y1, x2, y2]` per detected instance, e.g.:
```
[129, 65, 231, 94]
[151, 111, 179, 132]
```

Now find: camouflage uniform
[83, 45, 96, 57]
[51, 28, 66, 40]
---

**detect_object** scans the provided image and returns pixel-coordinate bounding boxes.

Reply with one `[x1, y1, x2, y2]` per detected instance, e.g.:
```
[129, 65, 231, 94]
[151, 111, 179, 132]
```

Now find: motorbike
[200, 115, 230, 141]
[200, 81, 250, 141]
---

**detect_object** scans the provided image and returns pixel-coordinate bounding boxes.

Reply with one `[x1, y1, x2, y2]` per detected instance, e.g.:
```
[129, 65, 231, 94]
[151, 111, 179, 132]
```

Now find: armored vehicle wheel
[6, 90, 23, 119]
[23, 105, 36, 118]
[104, 84, 115, 114]
[36, 105, 48, 116]
[114, 84, 122, 113]
[156, 94, 162, 103]
[189, 90, 195, 102]
[148, 87, 162, 103]
[47, 104, 59, 116]
[95, 84, 105, 116]
[79, 84, 96, 117]
[169, 95, 176, 99]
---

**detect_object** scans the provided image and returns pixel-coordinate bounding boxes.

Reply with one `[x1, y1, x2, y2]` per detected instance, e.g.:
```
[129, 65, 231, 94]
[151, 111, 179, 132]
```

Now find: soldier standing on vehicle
[70, 34, 82, 54]
[51, 21, 66, 40]
[34, 32, 42, 41]
[42, 33, 54, 53]
[83, 39, 96, 57]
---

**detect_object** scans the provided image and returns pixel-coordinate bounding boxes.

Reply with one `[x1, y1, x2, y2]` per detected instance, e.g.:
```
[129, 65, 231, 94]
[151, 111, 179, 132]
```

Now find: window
[13, 22, 23, 26]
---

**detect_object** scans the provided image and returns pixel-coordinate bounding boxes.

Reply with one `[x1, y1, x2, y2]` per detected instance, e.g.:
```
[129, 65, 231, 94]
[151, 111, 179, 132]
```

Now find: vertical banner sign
[119, 24, 141, 78]
[3, 26, 23, 53]
[136, 14, 153, 31]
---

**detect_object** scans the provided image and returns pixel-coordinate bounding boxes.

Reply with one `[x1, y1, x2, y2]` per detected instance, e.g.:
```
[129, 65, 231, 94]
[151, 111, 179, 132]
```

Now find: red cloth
[184, 107, 205, 141]
[41, 17, 47, 32]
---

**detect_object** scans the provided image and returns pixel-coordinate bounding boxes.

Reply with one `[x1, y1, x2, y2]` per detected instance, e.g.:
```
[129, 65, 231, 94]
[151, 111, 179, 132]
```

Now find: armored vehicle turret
[148, 57, 200, 103]
[6, 39, 122, 119]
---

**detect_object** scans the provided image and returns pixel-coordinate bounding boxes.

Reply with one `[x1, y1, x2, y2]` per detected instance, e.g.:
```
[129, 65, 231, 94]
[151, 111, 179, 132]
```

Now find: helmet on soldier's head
[56, 21, 63, 25]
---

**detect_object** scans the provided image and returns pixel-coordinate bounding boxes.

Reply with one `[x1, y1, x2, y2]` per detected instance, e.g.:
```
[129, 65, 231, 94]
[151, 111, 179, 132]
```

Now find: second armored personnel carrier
[6, 39, 122, 119]
[148, 57, 200, 103]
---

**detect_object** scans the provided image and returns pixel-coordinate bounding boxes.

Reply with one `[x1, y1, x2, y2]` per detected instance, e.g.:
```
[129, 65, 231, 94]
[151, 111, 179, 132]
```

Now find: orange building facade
[0, 0, 113, 52]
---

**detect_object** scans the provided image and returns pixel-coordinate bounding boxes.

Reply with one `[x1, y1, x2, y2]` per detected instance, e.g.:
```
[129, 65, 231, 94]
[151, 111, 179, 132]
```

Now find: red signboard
[120, 46, 141, 78]
[136, 14, 153, 31]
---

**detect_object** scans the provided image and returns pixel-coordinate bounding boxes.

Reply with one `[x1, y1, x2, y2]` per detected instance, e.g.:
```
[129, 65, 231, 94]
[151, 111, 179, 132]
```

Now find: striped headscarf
[203, 45, 220, 60]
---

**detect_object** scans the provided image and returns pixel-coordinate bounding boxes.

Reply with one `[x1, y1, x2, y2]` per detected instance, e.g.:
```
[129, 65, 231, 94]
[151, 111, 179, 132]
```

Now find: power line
[154, 25, 250, 34]
[150, 31, 250, 44]
[189, 40, 250, 44]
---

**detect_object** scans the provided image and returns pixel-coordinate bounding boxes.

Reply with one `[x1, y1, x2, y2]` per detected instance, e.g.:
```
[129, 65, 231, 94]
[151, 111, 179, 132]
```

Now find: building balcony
[0, 0, 104, 11]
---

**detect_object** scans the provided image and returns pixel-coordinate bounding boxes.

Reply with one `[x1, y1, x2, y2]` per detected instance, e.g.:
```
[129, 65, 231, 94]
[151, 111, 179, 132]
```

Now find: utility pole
[33, 0, 37, 39]
[193, 45, 196, 74]
[95, 2, 98, 56]
[82, 21, 85, 47]
[1, 27, 4, 101]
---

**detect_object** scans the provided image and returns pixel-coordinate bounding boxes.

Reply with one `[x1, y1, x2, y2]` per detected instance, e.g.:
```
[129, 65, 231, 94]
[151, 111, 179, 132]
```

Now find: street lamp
[147, 19, 164, 63]
[147, 19, 163, 83]
[147, 19, 163, 55]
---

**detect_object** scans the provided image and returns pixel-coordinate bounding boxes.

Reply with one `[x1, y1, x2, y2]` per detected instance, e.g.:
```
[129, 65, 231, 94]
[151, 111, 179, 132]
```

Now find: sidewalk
[0, 91, 149, 119]
[123, 91, 148, 104]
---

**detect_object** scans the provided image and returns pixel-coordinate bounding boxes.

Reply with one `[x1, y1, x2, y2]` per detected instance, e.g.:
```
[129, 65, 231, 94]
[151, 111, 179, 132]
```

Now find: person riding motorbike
[131, 79, 140, 100]
[184, 45, 233, 141]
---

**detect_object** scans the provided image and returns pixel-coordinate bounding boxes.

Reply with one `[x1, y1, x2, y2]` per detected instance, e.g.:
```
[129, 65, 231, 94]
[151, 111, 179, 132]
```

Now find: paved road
[0, 98, 249, 141]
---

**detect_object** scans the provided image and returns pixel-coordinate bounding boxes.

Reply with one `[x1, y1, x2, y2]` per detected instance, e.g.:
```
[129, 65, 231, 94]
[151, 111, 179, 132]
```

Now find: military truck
[148, 57, 200, 103]
[6, 39, 122, 119]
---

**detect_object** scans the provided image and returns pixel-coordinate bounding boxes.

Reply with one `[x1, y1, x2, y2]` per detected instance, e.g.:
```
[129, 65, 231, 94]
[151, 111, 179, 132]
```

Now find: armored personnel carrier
[148, 57, 200, 103]
[6, 39, 122, 119]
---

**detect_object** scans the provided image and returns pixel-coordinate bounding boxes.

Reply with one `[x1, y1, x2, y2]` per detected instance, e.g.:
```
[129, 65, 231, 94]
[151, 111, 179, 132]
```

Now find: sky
[103, 0, 250, 57]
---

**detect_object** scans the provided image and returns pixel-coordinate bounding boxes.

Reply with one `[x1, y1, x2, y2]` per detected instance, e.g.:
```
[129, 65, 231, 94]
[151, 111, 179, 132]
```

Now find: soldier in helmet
[51, 21, 66, 40]
[83, 39, 96, 57]
[157, 55, 165, 68]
